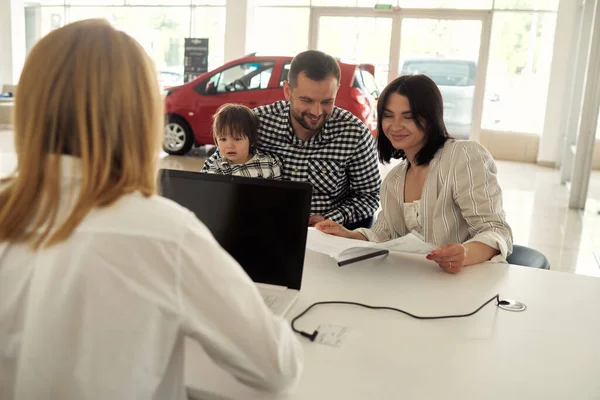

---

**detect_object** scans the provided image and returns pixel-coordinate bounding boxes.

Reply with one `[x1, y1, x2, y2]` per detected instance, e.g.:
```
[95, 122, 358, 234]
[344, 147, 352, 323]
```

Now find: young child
[201, 103, 282, 179]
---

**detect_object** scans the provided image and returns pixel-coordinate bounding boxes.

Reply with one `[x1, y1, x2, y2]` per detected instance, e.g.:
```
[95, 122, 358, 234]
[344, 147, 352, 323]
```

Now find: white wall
[537, 0, 581, 165]
[0, 0, 26, 86]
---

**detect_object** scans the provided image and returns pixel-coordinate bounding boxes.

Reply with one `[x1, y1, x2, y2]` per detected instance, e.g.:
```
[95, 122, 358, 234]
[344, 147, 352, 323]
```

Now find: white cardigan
[357, 140, 513, 261]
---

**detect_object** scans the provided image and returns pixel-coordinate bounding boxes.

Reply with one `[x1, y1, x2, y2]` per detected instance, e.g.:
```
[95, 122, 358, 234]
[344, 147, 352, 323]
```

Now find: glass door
[310, 8, 491, 141]
[398, 17, 484, 139]
[311, 9, 394, 91]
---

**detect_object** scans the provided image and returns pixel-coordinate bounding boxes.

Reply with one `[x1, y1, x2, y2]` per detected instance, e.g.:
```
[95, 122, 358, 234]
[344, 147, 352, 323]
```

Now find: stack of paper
[306, 228, 437, 266]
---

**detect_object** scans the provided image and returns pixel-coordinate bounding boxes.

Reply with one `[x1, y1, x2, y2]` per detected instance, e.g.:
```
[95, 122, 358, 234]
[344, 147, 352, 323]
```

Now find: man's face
[283, 72, 340, 132]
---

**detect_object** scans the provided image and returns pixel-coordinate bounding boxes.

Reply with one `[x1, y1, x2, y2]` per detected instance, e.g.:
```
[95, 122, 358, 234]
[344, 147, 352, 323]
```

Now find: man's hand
[315, 220, 367, 241]
[308, 215, 326, 227]
[426, 243, 467, 274]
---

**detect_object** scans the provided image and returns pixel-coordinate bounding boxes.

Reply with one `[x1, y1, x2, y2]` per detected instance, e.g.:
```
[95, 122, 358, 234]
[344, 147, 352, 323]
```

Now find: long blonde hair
[0, 19, 163, 248]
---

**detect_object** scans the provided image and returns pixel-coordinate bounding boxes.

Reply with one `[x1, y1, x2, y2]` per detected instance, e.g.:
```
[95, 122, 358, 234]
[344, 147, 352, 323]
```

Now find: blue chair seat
[506, 245, 550, 269]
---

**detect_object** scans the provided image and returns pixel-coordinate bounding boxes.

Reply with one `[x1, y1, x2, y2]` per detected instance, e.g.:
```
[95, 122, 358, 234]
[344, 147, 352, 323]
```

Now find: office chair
[506, 245, 550, 270]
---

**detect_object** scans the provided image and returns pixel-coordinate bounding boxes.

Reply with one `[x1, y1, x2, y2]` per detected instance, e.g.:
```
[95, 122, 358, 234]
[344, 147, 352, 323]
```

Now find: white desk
[185, 250, 600, 400]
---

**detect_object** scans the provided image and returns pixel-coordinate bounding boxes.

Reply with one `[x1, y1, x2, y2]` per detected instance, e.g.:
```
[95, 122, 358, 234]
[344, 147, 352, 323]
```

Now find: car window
[206, 72, 220, 87]
[213, 61, 275, 93]
[401, 60, 476, 87]
[250, 68, 273, 89]
[201, 72, 221, 93]
[353, 69, 380, 98]
[279, 62, 291, 87]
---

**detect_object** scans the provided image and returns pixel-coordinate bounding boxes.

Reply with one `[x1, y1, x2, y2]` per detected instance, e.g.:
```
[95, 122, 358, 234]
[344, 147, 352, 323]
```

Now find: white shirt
[0, 157, 303, 400]
[403, 200, 423, 236]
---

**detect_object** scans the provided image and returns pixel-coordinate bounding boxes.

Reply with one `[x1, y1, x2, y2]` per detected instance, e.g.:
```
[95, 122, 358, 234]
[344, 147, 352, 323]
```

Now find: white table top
[186, 250, 600, 400]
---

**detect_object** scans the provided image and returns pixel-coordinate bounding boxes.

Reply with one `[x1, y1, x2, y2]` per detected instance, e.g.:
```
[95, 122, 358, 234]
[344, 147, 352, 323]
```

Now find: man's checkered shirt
[205, 101, 381, 225]
[201, 151, 282, 179]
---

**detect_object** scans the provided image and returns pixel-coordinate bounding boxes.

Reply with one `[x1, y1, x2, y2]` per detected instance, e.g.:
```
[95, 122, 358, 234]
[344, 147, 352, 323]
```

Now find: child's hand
[308, 215, 325, 226]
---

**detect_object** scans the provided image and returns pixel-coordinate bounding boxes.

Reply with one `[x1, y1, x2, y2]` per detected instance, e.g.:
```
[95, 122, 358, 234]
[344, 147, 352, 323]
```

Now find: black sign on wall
[184, 38, 209, 83]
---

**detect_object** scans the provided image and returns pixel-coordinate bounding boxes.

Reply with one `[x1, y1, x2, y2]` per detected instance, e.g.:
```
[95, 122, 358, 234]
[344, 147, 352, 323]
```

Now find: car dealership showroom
[2, 1, 600, 399]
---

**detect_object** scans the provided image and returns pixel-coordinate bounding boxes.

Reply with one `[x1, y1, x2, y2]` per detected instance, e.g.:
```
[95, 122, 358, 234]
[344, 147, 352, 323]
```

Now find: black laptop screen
[159, 170, 312, 290]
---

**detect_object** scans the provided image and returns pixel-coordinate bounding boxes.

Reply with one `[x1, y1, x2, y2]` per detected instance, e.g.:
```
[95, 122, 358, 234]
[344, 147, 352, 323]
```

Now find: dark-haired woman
[316, 74, 513, 274]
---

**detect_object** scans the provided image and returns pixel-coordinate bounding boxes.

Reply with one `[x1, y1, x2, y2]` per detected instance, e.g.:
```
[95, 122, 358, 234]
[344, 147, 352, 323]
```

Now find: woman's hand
[426, 243, 467, 274]
[315, 220, 367, 241]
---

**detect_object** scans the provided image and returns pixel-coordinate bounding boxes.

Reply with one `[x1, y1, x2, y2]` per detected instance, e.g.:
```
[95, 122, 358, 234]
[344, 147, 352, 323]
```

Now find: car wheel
[163, 116, 194, 155]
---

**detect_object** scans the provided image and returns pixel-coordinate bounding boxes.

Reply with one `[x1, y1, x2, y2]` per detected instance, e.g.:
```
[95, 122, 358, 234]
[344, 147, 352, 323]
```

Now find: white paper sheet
[306, 227, 438, 261]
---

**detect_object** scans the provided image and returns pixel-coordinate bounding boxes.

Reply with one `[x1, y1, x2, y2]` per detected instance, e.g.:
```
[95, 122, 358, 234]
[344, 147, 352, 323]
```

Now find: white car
[400, 58, 501, 139]
[159, 69, 184, 92]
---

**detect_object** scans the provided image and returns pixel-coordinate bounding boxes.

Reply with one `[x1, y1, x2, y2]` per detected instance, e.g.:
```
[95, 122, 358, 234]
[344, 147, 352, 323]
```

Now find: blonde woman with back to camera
[316, 74, 513, 273]
[0, 19, 302, 399]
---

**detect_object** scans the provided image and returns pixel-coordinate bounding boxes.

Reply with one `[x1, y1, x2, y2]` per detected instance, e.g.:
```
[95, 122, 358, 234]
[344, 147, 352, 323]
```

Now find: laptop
[159, 169, 312, 316]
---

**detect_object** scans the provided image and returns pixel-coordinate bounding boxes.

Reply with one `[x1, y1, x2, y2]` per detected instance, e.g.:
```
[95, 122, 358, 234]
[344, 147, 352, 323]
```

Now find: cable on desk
[291, 294, 508, 342]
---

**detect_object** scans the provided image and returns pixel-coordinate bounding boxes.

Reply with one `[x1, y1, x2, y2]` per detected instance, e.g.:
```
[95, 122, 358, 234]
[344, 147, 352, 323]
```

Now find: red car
[163, 54, 380, 155]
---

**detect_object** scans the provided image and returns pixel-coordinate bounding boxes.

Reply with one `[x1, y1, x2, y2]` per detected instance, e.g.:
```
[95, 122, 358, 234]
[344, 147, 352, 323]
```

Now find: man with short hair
[204, 50, 381, 229]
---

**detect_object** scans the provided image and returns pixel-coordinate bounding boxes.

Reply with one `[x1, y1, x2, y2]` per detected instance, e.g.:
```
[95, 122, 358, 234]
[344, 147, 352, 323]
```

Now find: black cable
[291, 294, 508, 342]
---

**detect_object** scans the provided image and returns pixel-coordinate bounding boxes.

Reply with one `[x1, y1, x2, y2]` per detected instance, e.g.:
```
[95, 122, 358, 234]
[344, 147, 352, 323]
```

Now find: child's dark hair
[212, 103, 259, 149]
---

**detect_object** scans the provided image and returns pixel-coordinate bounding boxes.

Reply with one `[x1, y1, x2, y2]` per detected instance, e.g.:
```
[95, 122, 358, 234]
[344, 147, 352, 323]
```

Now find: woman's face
[381, 93, 426, 155]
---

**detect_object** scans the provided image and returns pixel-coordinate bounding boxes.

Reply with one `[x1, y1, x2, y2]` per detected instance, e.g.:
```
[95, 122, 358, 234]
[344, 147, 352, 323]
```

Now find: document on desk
[306, 227, 437, 266]
[315, 324, 352, 348]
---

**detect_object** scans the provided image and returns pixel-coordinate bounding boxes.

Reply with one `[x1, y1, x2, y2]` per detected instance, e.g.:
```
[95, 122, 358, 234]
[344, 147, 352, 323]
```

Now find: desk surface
[186, 250, 600, 400]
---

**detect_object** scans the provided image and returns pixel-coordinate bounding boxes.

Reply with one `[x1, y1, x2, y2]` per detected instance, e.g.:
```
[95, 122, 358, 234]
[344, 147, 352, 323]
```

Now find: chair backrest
[506, 245, 550, 269]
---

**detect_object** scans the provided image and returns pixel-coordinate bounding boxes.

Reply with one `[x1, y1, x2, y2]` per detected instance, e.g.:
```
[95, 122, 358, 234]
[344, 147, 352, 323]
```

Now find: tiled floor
[1, 127, 599, 277]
